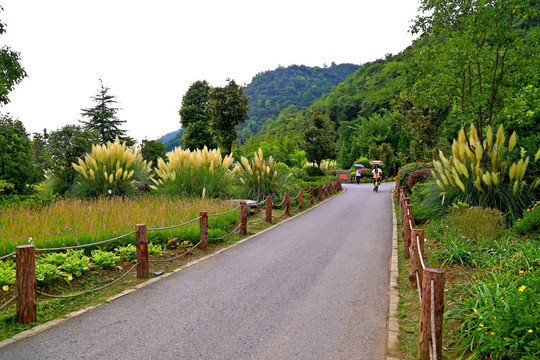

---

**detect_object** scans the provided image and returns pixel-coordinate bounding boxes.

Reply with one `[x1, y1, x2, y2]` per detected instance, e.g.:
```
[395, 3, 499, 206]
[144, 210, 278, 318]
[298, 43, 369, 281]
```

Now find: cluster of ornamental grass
[431, 124, 539, 222]
[72, 138, 153, 197]
[151, 146, 237, 198]
[0, 196, 238, 255]
[236, 148, 288, 202]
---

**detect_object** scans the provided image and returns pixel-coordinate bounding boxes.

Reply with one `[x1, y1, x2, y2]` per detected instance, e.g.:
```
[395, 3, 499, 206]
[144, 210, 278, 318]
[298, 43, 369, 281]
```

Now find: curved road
[0, 182, 394, 360]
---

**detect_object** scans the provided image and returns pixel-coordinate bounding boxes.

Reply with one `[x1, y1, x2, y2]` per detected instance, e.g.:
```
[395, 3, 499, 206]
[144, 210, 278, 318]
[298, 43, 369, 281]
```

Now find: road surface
[0, 182, 394, 360]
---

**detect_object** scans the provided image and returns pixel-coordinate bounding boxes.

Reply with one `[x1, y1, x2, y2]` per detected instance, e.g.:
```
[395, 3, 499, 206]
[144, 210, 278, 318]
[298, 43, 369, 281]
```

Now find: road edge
[386, 189, 400, 359]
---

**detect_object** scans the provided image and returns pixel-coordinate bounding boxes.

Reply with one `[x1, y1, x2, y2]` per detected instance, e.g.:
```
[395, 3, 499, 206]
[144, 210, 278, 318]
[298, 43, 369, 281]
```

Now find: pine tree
[80, 78, 132, 144]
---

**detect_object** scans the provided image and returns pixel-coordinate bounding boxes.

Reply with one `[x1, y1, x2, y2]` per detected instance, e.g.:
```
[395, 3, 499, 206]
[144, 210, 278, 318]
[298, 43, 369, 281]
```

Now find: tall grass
[151, 146, 237, 198]
[431, 124, 536, 222]
[237, 148, 291, 202]
[0, 196, 239, 256]
[71, 137, 153, 197]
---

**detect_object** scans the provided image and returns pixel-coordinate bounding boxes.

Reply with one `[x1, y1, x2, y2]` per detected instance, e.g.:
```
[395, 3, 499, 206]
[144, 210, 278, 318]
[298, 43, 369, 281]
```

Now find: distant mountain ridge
[160, 62, 360, 148]
[238, 62, 360, 141]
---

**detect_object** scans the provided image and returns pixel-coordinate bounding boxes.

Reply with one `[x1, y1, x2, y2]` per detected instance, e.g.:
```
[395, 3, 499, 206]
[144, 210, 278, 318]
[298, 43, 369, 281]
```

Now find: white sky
[0, 0, 421, 142]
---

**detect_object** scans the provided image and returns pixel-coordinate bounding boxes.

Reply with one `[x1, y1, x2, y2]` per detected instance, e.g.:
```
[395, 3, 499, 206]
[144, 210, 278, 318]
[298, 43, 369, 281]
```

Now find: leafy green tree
[31, 129, 52, 181]
[0, 6, 27, 106]
[179, 80, 216, 150]
[0, 114, 37, 193]
[80, 78, 132, 144]
[208, 79, 249, 154]
[46, 125, 99, 194]
[406, 0, 538, 142]
[302, 111, 336, 167]
[141, 139, 165, 169]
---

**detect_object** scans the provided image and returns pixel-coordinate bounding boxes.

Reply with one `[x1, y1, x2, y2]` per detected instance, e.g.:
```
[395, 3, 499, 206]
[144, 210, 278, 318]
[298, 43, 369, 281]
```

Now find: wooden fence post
[135, 224, 149, 279]
[318, 184, 322, 201]
[419, 268, 445, 360]
[240, 202, 248, 236]
[284, 193, 290, 217]
[402, 198, 411, 259]
[16, 245, 36, 324]
[200, 212, 208, 251]
[265, 196, 272, 223]
[298, 189, 304, 209]
[408, 229, 423, 290]
[310, 187, 315, 204]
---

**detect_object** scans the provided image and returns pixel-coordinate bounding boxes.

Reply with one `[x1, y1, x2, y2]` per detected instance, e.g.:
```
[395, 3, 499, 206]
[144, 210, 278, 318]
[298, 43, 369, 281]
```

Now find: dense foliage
[238, 63, 359, 141]
[0, 115, 38, 193]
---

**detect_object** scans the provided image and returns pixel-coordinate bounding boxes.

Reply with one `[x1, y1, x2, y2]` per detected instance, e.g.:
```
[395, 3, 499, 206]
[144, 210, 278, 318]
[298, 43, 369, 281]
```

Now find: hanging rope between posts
[0, 296, 17, 312]
[35, 231, 137, 252]
[207, 205, 241, 217]
[208, 224, 241, 241]
[0, 252, 16, 261]
[149, 239, 202, 263]
[417, 234, 426, 270]
[36, 262, 139, 299]
[431, 278, 438, 360]
[147, 216, 202, 232]
[291, 190, 301, 200]
[416, 270, 422, 303]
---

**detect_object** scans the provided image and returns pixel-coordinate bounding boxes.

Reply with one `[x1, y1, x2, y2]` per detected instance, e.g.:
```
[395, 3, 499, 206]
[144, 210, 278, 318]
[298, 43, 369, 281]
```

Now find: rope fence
[1, 180, 343, 324]
[396, 183, 444, 360]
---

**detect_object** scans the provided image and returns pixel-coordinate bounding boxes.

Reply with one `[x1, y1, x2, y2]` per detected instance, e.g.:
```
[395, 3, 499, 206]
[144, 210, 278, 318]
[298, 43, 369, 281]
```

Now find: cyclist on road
[372, 166, 382, 191]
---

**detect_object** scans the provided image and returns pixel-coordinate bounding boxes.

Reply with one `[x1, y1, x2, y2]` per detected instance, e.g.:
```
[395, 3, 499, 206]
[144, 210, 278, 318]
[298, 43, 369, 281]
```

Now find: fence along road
[0, 182, 393, 360]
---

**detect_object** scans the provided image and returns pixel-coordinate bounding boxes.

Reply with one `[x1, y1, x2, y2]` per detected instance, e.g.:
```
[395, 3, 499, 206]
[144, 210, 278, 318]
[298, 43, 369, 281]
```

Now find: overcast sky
[1, 0, 421, 142]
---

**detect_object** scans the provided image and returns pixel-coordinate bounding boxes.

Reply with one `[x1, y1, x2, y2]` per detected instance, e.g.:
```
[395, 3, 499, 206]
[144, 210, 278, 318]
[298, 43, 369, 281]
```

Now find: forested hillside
[237, 63, 359, 141]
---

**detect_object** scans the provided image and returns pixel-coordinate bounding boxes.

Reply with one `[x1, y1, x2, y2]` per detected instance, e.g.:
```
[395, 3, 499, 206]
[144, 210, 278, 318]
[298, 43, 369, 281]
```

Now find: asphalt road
[0, 182, 393, 360]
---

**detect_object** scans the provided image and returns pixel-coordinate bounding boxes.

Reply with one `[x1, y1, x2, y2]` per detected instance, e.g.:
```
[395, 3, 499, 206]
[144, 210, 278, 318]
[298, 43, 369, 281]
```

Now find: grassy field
[0, 195, 241, 256]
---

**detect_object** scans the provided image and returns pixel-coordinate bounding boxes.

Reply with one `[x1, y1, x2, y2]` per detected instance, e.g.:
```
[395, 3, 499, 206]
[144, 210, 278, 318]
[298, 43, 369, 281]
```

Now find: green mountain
[159, 128, 185, 152]
[237, 62, 360, 142]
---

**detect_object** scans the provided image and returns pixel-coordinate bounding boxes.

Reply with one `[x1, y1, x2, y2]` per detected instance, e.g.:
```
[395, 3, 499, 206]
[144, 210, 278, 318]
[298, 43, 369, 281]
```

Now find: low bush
[446, 265, 539, 359]
[446, 204, 505, 245]
[91, 249, 120, 269]
[0, 260, 15, 291]
[59, 249, 91, 277]
[398, 162, 433, 194]
[115, 244, 137, 261]
[35, 262, 60, 287]
[407, 168, 432, 191]
[304, 165, 325, 177]
[513, 201, 540, 236]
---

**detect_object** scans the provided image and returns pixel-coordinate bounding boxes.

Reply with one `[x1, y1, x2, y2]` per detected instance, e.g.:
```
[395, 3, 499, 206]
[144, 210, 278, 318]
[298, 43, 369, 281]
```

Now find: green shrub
[59, 249, 91, 277]
[446, 268, 539, 359]
[91, 249, 120, 269]
[147, 243, 163, 256]
[407, 168, 432, 191]
[304, 165, 325, 177]
[35, 262, 60, 287]
[447, 204, 505, 245]
[40, 252, 68, 267]
[115, 244, 137, 261]
[411, 182, 450, 221]
[514, 201, 540, 236]
[0, 260, 15, 291]
[398, 162, 433, 194]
